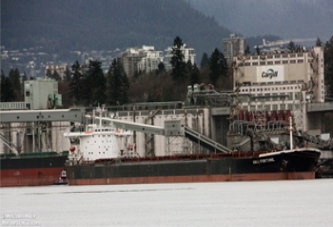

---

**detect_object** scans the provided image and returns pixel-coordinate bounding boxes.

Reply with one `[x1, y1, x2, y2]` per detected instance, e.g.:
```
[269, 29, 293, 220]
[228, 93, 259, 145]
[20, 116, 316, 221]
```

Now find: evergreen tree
[324, 36, 333, 98]
[107, 59, 129, 105]
[86, 60, 106, 105]
[287, 41, 296, 52]
[295, 44, 303, 52]
[69, 60, 83, 104]
[245, 45, 251, 55]
[157, 62, 165, 74]
[1, 70, 16, 101]
[189, 63, 200, 85]
[316, 37, 322, 47]
[200, 53, 209, 68]
[51, 70, 61, 81]
[209, 48, 228, 85]
[185, 60, 193, 77]
[170, 36, 186, 81]
[46, 68, 53, 78]
[9, 68, 21, 101]
[255, 45, 260, 55]
[64, 66, 72, 82]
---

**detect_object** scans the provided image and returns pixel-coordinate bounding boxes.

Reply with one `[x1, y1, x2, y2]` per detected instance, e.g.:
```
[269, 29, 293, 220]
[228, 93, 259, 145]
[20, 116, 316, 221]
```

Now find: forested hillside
[188, 0, 333, 41]
[1, 0, 231, 59]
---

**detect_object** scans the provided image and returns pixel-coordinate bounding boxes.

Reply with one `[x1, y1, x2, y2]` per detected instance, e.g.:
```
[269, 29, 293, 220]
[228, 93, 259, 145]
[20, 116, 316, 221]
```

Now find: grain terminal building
[232, 46, 332, 134]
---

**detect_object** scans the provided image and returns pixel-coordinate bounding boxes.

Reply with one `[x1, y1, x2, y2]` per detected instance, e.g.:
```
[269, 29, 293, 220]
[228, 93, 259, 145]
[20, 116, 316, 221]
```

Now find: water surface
[1, 179, 332, 227]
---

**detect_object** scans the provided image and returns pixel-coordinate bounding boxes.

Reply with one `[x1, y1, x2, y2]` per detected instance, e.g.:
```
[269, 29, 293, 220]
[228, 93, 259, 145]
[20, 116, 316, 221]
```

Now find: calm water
[1, 179, 332, 227]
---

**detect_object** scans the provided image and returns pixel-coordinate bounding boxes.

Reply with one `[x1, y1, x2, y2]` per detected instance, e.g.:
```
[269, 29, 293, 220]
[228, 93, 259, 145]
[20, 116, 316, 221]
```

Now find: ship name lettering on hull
[253, 158, 275, 165]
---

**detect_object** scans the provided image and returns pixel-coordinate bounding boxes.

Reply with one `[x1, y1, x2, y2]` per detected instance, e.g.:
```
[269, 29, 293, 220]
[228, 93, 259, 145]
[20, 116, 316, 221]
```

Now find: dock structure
[0, 97, 233, 156]
[0, 109, 85, 123]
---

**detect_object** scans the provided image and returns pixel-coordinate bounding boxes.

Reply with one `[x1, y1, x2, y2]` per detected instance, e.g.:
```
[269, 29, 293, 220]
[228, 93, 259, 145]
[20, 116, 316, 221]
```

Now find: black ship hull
[1, 153, 68, 187]
[65, 148, 320, 185]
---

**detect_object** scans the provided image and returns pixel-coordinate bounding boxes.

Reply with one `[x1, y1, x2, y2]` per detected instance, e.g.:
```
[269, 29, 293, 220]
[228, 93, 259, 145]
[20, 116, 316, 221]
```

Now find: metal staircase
[184, 127, 231, 153]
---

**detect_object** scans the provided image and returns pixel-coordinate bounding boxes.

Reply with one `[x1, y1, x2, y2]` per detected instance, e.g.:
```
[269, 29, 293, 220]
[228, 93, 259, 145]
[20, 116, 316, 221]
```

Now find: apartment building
[45, 64, 68, 79]
[164, 44, 196, 71]
[119, 46, 163, 76]
[223, 34, 246, 66]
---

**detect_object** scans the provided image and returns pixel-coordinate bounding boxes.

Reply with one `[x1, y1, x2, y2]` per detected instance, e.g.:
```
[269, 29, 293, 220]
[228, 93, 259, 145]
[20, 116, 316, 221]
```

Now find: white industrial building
[232, 46, 331, 134]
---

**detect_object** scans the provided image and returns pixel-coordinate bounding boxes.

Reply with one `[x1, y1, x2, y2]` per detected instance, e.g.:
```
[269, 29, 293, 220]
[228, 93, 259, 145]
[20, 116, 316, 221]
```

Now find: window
[288, 93, 293, 100]
[272, 104, 278, 110]
[265, 93, 270, 101]
[265, 105, 270, 111]
[280, 104, 286, 110]
[272, 93, 278, 101]
[288, 104, 293, 110]
[280, 93, 286, 100]
[242, 96, 249, 102]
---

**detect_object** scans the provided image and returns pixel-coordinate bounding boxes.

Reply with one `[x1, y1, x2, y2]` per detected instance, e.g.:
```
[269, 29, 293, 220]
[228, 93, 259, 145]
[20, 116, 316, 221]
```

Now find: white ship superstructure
[64, 107, 133, 161]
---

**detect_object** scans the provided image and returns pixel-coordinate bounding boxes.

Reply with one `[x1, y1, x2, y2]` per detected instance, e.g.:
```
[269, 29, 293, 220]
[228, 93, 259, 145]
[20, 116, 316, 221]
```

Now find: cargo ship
[0, 151, 68, 187]
[64, 107, 321, 185]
